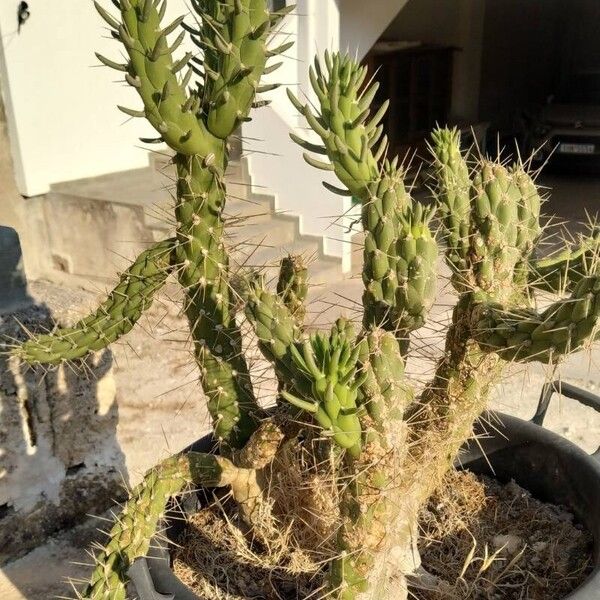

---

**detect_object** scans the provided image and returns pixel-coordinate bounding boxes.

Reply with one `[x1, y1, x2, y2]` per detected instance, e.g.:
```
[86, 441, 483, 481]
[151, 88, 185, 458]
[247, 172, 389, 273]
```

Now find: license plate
[559, 143, 595, 154]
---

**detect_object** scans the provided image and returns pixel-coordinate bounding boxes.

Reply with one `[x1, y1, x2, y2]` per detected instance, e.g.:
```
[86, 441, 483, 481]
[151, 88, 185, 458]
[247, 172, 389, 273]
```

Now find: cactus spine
[15, 7, 600, 599]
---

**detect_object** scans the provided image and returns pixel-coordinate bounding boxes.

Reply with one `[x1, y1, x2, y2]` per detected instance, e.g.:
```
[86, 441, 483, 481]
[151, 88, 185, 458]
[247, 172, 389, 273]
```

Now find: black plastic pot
[129, 381, 600, 600]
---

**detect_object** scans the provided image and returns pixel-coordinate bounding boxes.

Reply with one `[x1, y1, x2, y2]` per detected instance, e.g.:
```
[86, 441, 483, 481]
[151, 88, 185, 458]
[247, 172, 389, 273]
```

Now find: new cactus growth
[14, 4, 600, 600]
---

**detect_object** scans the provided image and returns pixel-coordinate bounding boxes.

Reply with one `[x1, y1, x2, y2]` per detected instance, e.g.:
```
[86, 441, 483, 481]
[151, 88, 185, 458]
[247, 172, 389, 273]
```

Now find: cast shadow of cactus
[0, 301, 128, 571]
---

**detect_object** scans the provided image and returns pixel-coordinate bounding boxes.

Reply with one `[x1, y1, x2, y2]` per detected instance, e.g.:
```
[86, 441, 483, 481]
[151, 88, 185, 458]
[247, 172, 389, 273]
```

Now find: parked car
[526, 70, 600, 170]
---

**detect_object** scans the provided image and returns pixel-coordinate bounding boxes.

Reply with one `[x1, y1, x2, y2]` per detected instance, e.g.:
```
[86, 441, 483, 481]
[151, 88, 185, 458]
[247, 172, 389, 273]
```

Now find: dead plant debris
[172, 470, 593, 600]
[414, 470, 593, 600]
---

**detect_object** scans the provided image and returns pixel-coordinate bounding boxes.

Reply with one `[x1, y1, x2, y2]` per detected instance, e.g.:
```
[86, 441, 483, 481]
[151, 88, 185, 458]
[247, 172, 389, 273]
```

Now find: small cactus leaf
[95, 52, 128, 72]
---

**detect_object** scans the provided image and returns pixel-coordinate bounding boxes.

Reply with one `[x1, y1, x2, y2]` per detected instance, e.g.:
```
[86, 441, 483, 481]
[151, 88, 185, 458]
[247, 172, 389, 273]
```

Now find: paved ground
[2, 163, 600, 598]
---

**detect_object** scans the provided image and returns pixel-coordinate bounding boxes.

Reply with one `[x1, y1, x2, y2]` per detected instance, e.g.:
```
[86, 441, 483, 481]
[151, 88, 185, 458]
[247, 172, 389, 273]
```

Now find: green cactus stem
[358, 328, 414, 425]
[287, 52, 382, 200]
[469, 161, 523, 292]
[474, 273, 600, 362]
[430, 127, 472, 287]
[512, 165, 542, 258]
[277, 254, 309, 327]
[245, 275, 306, 392]
[529, 228, 600, 293]
[392, 202, 438, 333]
[289, 54, 438, 348]
[331, 328, 414, 600]
[84, 419, 284, 599]
[173, 152, 260, 446]
[92, 0, 293, 447]
[17, 239, 174, 365]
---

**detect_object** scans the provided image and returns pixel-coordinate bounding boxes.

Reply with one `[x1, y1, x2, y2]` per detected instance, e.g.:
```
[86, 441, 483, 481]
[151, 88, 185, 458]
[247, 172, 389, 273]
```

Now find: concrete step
[229, 217, 296, 248]
[41, 155, 343, 286]
[232, 234, 340, 285]
[225, 192, 273, 223]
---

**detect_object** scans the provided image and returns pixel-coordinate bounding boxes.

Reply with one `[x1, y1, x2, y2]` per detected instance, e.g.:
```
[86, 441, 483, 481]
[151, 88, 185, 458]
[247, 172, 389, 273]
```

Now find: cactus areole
[14, 1, 600, 599]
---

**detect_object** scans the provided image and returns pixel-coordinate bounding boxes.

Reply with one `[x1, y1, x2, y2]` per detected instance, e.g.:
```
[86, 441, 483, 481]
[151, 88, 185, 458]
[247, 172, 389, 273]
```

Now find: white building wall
[245, 0, 403, 265]
[0, 1, 191, 197]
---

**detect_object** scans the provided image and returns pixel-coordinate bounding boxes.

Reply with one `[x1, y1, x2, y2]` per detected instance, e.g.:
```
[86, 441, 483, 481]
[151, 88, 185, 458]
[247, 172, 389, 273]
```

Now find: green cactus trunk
[173, 153, 259, 446]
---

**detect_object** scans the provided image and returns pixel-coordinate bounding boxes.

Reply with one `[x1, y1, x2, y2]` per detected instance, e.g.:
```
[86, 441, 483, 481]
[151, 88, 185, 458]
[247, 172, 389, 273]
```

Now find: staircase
[33, 155, 342, 290]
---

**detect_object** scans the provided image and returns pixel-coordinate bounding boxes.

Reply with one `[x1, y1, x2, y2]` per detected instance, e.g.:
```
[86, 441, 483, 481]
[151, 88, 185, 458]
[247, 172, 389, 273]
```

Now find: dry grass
[172, 433, 593, 600]
[172, 495, 324, 599]
[414, 470, 593, 600]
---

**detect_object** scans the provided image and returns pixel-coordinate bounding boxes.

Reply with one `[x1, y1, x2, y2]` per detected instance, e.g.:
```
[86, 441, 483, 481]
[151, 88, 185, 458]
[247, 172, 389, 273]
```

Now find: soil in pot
[172, 470, 593, 600]
[413, 470, 593, 599]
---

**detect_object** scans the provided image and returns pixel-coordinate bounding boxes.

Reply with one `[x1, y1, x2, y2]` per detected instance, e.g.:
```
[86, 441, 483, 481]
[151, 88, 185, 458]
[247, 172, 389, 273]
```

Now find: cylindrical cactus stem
[281, 319, 365, 453]
[331, 432, 416, 600]
[97, 0, 282, 154]
[288, 52, 383, 201]
[277, 254, 309, 327]
[244, 275, 312, 394]
[83, 421, 285, 599]
[82, 452, 236, 600]
[529, 229, 600, 293]
[174, 153, 260, 447]
[512, 165, 542, 258]
[330, 328, 413, 600]
[363, 190, 438, 352]
[392, 202, 438, 338]
[358, 328, 414, 425]
[361, 162, 411, 332]
[16, 239, 175, 365]
[288, 52, 438, 345]
[473, 273, 600, 363]
[94, 0, 289, 447]
[101, 0, 217, 155]
[406, 294, 503, 520]
[193, 0, 279, 140]
[470, 161, 523, 292]
[430, 127, 472, 288]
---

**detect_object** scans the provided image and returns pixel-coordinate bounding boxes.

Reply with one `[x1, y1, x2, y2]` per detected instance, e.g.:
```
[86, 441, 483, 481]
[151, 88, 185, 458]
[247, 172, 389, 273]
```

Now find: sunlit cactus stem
[17, 238, 174, 364]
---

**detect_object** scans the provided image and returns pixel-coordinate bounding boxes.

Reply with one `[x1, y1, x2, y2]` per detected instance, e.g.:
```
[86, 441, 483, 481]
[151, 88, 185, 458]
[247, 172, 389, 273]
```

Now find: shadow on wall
[0, 227, 128, 576]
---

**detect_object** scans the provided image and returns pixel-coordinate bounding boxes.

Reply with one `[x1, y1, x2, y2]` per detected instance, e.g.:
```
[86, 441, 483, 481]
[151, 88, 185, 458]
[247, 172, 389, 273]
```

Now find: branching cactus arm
[17, 238, 174, 364]
[474, 273, 600, 362]
[528, 229, 600, 293]
[290, 53, 438, 347]
[84, 421, 283, 600]
[92, 0, 292, 447]
[244, 275, 308, 394]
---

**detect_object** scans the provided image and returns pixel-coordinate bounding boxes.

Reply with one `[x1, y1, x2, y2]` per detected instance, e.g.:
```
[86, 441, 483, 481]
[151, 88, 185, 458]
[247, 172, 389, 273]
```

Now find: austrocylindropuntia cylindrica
[14, 7, 600, 600]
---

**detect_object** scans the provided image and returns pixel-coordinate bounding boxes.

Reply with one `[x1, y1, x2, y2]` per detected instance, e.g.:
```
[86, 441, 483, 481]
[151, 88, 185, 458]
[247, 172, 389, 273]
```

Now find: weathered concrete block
[0, 304, 127, 564]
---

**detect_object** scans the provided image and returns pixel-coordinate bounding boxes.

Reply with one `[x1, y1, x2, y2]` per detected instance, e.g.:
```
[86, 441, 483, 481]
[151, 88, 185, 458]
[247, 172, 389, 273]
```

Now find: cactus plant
[14, 4, 600, 600]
